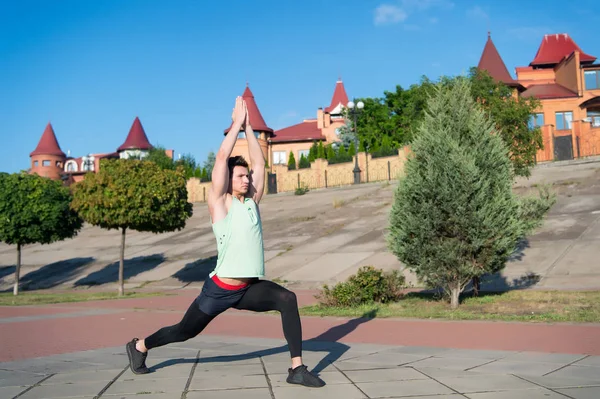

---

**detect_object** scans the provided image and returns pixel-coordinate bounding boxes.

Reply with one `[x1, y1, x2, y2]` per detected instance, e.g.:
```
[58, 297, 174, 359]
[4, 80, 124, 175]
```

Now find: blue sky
[2, 0, 599, 173]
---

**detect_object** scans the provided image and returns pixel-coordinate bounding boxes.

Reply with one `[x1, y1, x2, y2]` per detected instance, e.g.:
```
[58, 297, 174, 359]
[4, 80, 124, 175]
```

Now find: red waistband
[211, 275, 249, 290]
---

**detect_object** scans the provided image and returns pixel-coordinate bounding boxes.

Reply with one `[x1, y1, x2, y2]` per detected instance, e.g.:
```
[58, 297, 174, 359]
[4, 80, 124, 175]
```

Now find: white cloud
[374, 4, 408, 26]
[374, 0, 453, 27]
[467, 5, 488, 21]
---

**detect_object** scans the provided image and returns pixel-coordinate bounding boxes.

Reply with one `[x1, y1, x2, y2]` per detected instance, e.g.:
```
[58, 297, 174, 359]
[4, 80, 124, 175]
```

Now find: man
[125, 96, 326, 388]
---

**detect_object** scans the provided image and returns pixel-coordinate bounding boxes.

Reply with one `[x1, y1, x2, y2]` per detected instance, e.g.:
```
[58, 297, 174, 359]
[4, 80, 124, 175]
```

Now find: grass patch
[0, 291, 168, 306]
[333, 198, 346, 208]
[300, 290, 600, 323]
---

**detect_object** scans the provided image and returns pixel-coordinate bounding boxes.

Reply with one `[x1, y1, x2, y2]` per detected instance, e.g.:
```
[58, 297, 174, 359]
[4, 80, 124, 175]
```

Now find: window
[42, 160, 51, 166]
[33, 160, 39, 167]
[588, 110, 600, 127]
[555, 111, 573, 130]
[66, 161, 77, 172]
[237, 132, 260, 139]
[298, 149, 309, 159]
[528, 113, 544, 129]
[585, 70, 599, 90]
[272, 151, 286, 165]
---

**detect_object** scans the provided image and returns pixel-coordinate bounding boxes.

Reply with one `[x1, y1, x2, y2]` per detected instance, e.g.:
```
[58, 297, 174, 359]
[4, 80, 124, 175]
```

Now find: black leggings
[144, 280, 302, 358]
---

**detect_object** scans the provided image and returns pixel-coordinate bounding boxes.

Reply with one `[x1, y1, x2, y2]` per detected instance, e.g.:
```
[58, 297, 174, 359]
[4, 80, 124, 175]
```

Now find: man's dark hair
[228, 156, 249, 175]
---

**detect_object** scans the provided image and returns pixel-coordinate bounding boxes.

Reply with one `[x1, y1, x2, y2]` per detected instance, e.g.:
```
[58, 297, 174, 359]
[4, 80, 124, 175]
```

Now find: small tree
[204, 151, 216, 180]
[387, 78, 523, 309]
[348, 141, 356, 157]
[326, 145, 336, 161]
[288, 151, 297, 170]
[298, 154, 310, 169]
[0, 173, 83, 295]
[308, 142, 318, 162]
[317, 142, 326, 159]
[71, 159, 193, 296]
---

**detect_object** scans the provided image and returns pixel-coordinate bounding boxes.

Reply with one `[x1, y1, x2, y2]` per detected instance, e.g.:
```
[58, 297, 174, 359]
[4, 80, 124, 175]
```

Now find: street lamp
[347, 100, 364, 184]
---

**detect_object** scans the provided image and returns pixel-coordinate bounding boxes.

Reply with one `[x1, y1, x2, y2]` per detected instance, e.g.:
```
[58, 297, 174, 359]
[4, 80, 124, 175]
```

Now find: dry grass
[0, 291, 167, 306]
[300, 290, 600, 323]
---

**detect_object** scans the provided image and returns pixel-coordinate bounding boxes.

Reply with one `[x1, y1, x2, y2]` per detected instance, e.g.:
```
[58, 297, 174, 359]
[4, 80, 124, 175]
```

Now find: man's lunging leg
[234, 280, 325, 387]
[126, 299, 215, 374]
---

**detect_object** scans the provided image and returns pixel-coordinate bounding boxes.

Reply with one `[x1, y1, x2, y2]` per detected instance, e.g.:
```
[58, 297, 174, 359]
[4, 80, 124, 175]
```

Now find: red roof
[225, 85, 273, 133]
[271, 120, 325, 143]
[30, 122, 66, 157]
[117, 117, 152, 152]
[521, 83, 578, 99]
[530, 33, 596, 66]
[478, 33, 520, 86]
[324, 80, 349, 113]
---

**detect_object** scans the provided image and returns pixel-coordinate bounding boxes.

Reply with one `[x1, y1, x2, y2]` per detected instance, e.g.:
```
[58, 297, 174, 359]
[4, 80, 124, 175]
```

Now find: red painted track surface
[1, 290, 599, 362]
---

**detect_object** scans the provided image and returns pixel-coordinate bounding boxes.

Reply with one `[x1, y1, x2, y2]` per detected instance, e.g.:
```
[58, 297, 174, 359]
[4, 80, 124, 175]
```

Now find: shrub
[295, 185, 309, 195]
[316, 266, 406, 307]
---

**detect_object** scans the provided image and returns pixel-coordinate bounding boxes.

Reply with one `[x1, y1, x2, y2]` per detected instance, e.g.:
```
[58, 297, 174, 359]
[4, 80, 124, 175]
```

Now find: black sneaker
[286, 365, 326, 388]
[126, 338, 150, 374]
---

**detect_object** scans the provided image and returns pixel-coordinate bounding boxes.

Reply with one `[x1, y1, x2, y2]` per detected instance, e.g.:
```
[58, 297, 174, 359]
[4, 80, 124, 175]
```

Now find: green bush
[316, 266, 406, 307]
[295, 185, 309, 195]
[288, 152, 296, 170]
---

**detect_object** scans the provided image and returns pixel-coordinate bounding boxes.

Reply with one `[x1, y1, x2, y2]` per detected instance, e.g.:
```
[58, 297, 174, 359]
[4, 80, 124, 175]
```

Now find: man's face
[230, 166, 250, 194]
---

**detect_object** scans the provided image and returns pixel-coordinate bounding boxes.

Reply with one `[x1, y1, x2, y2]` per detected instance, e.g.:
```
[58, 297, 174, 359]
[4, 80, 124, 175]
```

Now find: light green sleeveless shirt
[209, 196, 265, 278]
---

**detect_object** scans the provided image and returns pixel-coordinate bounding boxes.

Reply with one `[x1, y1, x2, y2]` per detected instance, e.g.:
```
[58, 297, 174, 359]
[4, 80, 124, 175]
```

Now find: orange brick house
[224, 80, 350, 170]
[29, 117, 172, 183]
[478, 32, 600, 162]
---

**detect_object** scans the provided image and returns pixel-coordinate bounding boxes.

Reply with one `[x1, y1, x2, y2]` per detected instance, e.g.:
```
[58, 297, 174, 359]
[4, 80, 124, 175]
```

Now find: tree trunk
[450, 282, 460, 309]
[119, 227, 126, 296]
[472, 276, 480, 297]
[13, 244, 21, 296]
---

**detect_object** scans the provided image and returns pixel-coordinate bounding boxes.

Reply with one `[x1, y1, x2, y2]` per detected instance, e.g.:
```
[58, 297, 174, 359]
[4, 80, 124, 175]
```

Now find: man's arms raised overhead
[244, 108, 266, 204]
[210, 97, 246, 201]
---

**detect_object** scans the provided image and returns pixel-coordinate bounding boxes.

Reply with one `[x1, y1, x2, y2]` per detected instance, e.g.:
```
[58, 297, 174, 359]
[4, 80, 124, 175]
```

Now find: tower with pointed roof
[477, 32, 524, 92]
[117, 117, 153, 159]
[324, 78, 349, 116]
[29, 123, 67, 180]
[223, 85, 273, 164]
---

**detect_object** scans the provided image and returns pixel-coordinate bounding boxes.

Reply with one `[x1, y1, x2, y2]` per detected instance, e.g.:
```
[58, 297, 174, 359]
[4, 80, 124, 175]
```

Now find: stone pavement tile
[188, 374, 268, 390]
[544, 364, 600, 380]
[269, 370, 349, 386]
[193, 363, 263, 376]
[102, 377, 189, 396]
[386, 345, 454, 357]
[518, 375, 600, 389]
[0, 372, 46, 387]
[143, 356, 197, 371]
[338, 351, 430, 367]
[43, 369, 122, 384]
[408, 356, 492, 371]
[334, 360, 399, 371]
[434, 374, 538, 393]
[16, 381, 107, 399]
[501, 351, 588, 364]
[186, 388, 271, 399]
[572, 356, 600, 367]
[437, 348, 517, 360]
[102, 394, 174, 399]
[414, 367, 504, 379]
[0, 359, 91, 375]
[467, 360, 561, 376]
[357, 379, 455, 397]
[119, 363, 192, 380]
[556, 387, 600, 399]
[344, 367, 426, 383]
[0, 385, 29, 398]
[464, 388, 572, 398]
[273, 382, 367, 399]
